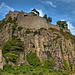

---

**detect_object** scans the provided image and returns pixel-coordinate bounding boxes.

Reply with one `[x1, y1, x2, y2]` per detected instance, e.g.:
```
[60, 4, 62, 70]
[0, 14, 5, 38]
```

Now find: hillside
[0, 10, 75, 75]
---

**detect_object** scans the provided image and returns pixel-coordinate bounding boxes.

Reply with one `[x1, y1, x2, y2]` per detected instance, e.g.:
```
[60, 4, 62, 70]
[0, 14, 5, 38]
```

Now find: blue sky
[0, 0, 75, 35]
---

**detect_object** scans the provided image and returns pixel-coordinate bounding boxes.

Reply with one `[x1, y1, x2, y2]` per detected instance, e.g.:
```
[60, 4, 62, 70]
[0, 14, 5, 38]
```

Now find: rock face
[0, 48, 3, 69]
[0, 11, 75, 70]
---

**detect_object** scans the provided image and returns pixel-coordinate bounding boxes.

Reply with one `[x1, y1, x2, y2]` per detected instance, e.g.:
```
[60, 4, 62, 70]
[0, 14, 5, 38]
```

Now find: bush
[2, 38, 24, 63]
[33, 30, 40, 36]
[26, 29, 33, 34]
[26, 52, 41, 67]
[3, 64, 13, 71]
[39, 72, 43, 75]
[32, 73, 37, 75]
[63, 60, 70, 71]
[43, 58, 55, 69]
[18, 26, 23, 31]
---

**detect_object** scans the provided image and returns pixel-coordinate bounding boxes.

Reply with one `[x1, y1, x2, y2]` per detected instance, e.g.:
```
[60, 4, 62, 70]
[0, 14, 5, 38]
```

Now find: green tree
[12, 24, 18, 38]
[26, 52, 41, 67]
[43, 14, 47, 19]
[47, 17, 52, 23]
[43, 14, 52, 23]
[43, 58, 55, 69]
[32, 9, 40, 16]
[56, 20, 68, 29]
[2, 38, 24, 63]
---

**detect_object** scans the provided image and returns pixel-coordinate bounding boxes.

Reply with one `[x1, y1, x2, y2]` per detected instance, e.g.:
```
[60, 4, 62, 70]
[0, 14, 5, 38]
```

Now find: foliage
[0, 16, 17, 32]
[8, 16, 12, 23]
[69, 63, 73, 71]
[2, 38, 24, 63]
[43, 58, 55, 69]
[63, 60, 70, 70]
[43, 14, 47, 19]
[26, 52, 41, 67]
[18, 26, 23, 31]
[53, 35, 61, 41]
[0, 19, 7, 32]
[33, 30, 40, 36]
[0, 64, 73, 75]
[56, 20, 68, 29]
[7, 16, 17, 24]
[32, 9, 40, 16]
[47, 17, 52, 23]
[39, 72, 43, 75]
[12, 24, 18, 38]
[26, 29, 33, 34]
[43, 14, 52, 23]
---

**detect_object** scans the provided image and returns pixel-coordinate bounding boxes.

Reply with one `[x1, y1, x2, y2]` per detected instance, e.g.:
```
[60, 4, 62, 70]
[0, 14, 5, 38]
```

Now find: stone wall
[5, 11, 70, 33]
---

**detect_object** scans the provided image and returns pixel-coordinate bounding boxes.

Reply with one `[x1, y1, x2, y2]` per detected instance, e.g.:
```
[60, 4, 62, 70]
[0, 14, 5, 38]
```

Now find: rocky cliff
[0, 11, 75, 71]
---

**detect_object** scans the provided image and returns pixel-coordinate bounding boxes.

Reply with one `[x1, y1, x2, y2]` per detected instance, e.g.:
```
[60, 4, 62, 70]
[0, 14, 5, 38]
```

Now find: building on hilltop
[5, 11, 70, 32]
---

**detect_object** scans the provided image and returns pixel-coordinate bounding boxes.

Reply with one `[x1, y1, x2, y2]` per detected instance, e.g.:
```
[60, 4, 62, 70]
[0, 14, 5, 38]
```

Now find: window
[24, 15, 27, 17]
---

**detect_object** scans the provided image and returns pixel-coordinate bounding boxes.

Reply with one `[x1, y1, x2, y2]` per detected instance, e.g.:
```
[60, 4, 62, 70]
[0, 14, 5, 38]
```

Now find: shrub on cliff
[43, 14, 52, 23]
[43, 58, 55, 69]
[26, 52, 41, 67]
[63, 60, 70, 71]
[56, 20, 68, 29]
[2, 38, 24, 63]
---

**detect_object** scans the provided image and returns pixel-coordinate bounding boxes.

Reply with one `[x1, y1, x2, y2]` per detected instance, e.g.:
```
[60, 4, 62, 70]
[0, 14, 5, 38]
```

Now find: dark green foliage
[39, 72, 43, 75]
[33, 44, 35, 48]
[43, 58, 55, 69]
[7, 16, 12, 23]
[12, 18, 17, 24]
[12, 24, 18, 38]
[26, 52, 41, 67]
[47, 17, 52, 23]
[32, 9, 40, 16]
[2, 38, 24, 63]
[7, 16, 17, 24]
[56, 20, 68, 29]
[53, 35, 61, 41]
[33, 30, 40, 36]
[0, 16, 17, 33]
[69, 63, 73, 71]
[32, 73, 37, 75]
[44, 45, 50, 48]
[43, 14, 47, 19]
[0, 19, 7, 32]
[26, 29, 33, 34]
[0, 64, 73, 75]
[43, 14, 52, 23]
[63, 60, 70, 70]
[18, 26, 23, 31]
[48, 28, 59, 32]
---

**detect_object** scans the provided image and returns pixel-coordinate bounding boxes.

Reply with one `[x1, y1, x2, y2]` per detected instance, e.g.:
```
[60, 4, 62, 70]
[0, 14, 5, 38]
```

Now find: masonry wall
[5, 11, 70, 33]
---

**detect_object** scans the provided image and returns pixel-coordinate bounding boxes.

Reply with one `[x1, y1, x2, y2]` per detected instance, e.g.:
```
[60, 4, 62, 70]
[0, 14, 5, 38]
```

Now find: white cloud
[41, 1, 56, 8]
[57, 0, 75, 3]
[46, 1, 56, 8]
[67, 21, 75, 35]
[37, 9, 44, 17]
[59, 20, 75, 35]
[0, 2, 14, 19]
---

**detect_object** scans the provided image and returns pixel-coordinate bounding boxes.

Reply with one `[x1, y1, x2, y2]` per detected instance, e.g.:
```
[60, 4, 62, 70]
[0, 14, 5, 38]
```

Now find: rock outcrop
[0, 11, 75, 70]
